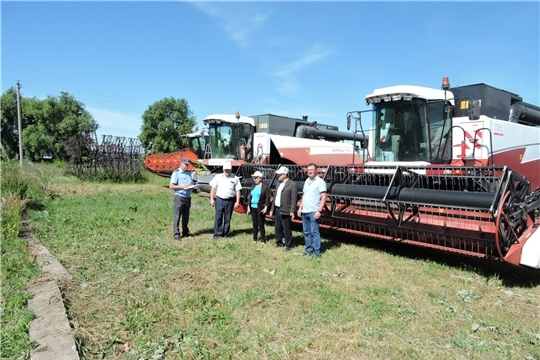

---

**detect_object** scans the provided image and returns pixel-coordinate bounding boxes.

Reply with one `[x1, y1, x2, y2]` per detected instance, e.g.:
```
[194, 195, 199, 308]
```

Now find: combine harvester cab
[196, 113, 366, 192]
[236, 78, 540, 269]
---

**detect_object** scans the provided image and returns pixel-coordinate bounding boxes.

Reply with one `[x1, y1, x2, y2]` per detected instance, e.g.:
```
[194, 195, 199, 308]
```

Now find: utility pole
[16, 81, 23, 166]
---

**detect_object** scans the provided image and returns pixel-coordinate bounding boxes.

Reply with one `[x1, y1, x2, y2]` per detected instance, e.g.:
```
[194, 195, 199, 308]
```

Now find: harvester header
[233, 78, 540, 269]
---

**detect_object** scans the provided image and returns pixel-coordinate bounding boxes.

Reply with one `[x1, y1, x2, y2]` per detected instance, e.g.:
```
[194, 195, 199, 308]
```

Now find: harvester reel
[495, 191, 527, 256]
[386, 202, 419, 227]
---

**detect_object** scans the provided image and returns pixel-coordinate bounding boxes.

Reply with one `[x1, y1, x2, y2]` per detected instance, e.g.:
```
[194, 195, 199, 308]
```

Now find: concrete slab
[28, 237, 74, 281]
[28, 281, 79, 360]
[23, 219, 79, 360]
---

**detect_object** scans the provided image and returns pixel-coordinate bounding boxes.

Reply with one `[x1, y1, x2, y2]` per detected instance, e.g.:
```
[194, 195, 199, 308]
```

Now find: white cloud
[225, 13, 267, 47]
[192, 3, 332, 97]
[274, 45, 332, 78]
[272, 45, 332, 96]
[276, 80, 301, 97]
[192, 2, 267, 47]
[87, 107, 142, 140]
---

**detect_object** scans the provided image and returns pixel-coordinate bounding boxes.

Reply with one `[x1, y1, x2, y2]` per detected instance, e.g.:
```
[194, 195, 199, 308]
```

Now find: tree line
[0, 87, 197, 162]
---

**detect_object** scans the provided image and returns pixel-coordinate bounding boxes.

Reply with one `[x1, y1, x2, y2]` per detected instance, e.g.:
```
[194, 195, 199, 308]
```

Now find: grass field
[15, 165, 540, 359]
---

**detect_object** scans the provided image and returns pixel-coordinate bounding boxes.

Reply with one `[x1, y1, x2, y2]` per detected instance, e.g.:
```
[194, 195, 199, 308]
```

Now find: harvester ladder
[204, 143, 212, 160]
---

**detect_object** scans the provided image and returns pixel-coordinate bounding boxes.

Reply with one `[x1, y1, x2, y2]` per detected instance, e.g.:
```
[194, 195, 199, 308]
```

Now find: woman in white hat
[246, 170, 271, 243]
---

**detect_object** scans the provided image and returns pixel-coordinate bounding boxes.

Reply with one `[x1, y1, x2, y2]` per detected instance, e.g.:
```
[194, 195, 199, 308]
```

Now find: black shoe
[285, 247, 292, 251]
[276, 243, 284, 248]
[302, 252, 312, 256]
[183, 234, 193, 239]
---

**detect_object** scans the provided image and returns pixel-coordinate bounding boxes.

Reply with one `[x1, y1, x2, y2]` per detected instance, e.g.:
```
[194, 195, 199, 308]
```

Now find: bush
[0, 194, 25, 240]
[74, 169, 147, 183]
[53, 159, 67, 168]
[0, 161, 30, 200]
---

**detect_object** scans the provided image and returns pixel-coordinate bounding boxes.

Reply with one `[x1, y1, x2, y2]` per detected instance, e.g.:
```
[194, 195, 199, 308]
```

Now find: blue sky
[2, 1, 539, 140]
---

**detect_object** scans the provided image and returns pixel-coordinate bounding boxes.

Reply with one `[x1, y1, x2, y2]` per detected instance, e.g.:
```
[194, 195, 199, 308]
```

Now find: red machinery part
[235, 163, 540, 269]
[144, 148, 199, 175]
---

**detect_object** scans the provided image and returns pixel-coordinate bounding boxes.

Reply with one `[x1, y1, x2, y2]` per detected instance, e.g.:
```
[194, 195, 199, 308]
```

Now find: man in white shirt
[297, 163, 327, 257]
[209, 161, 242, 240]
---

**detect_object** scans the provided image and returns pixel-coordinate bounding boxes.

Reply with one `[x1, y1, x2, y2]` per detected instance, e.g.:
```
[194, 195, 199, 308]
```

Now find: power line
[2, 65, 148, 114]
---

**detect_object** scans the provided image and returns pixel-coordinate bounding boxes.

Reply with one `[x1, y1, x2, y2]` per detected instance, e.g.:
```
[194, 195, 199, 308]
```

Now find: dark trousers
[250, 208, 266, 242]
[173, 196, 191, 237]
[274, 207, 293, 248]
[214, 197, 234, 237]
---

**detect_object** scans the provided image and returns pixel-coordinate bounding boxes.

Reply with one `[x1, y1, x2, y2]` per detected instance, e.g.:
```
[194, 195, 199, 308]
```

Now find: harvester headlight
[383, 95, 391, 102]
[392, 95, 402, 101]
[367, 98, 374, 105]
[403, 94, 413, 101]
[373, 97, 381, 103]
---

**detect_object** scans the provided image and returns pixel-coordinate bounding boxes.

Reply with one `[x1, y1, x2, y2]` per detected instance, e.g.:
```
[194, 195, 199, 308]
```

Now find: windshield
[186, 136, 206, 159]
[208, 122, 254, 160]
[370, 98, 451, 163]
[426, 100, 452, 163]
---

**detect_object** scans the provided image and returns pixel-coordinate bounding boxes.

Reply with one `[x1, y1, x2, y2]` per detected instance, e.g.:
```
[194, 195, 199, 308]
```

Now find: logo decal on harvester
[309, 147, 353, 155]
[454, 130, 483, 159]
[465, 130, 482, 149]
[494, 123, 504, 136]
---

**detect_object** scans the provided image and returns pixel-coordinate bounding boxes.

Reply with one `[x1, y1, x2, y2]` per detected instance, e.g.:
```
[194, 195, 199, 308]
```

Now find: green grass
[1, 161, 42, 359]
[5, 163, 540, 359]
[0, 235, 39, 360]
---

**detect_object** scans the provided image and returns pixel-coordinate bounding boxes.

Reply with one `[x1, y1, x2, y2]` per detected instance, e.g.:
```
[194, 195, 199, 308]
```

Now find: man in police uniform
[169, 158, 195, 240]
[209, 161, 242, 240]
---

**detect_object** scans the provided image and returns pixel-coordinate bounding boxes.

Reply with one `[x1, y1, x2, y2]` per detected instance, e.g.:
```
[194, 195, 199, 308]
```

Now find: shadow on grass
[192, 228, 217, 237]
[231, 216, 539, 287]
[318, 226, 540, 288]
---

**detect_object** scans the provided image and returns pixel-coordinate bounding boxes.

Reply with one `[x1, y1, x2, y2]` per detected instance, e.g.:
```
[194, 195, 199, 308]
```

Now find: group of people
[170, 159, 327, 257]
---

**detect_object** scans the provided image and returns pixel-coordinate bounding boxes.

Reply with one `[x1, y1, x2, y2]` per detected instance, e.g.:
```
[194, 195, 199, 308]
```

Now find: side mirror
[347, 114, 351, 131]
[468, 100, 480, 120]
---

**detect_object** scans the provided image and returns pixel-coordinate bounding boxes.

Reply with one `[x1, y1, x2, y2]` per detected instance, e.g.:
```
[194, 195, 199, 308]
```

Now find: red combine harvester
[236, 78, 540, 269]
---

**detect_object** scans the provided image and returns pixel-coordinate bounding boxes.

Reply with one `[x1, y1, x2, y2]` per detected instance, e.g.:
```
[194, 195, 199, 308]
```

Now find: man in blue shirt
[297, 163, 327, 257]
[169, 158, 195, 240]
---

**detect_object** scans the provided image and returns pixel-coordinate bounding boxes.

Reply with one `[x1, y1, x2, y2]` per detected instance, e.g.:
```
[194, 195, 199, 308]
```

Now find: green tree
[21, 92, 98, 162]
[139, 97, 196, 154]
[1, 89, 98, 162]
[1, 88, 23, 159]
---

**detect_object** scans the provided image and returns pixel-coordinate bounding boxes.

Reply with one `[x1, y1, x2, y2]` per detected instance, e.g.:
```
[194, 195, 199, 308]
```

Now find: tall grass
[0, 160, 43, 359]
[25, 167, 540, 360]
